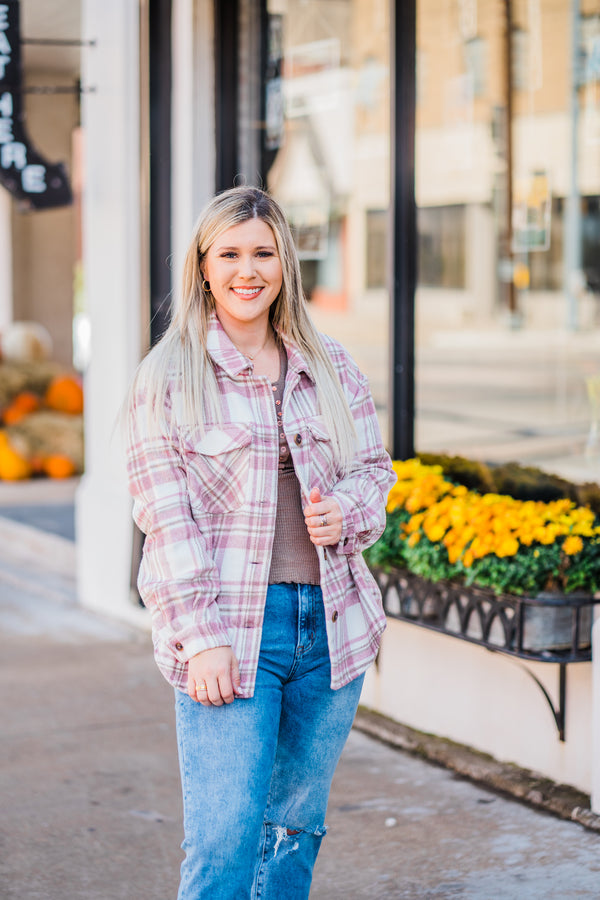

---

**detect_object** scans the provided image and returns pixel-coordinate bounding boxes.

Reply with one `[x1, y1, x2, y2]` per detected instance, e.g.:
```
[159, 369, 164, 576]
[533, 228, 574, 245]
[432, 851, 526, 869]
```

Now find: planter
[522, 592, 593, 654]
[370, 565, 598, 662]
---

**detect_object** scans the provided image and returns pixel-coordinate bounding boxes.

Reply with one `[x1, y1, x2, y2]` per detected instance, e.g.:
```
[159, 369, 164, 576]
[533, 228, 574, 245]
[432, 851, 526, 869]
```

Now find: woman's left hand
[303, 487, 343, 546]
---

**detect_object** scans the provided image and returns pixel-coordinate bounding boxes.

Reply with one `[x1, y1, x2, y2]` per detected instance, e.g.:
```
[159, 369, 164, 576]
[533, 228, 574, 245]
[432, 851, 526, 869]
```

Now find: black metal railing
[372, 566, 598, 663]
[369, 566, 600, 740]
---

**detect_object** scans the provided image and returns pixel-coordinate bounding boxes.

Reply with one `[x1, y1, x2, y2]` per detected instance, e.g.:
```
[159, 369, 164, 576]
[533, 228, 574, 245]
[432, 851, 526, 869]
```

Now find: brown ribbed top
[268, 345, 321, 586]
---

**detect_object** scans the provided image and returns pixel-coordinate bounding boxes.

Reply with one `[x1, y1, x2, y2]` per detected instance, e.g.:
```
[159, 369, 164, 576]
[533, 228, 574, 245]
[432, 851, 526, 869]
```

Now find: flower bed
[365, 459, 600, 598]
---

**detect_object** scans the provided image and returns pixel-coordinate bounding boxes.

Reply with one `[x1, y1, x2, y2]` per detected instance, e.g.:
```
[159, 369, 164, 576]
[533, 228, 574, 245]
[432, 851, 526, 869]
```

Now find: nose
[238, 254, 256, 279]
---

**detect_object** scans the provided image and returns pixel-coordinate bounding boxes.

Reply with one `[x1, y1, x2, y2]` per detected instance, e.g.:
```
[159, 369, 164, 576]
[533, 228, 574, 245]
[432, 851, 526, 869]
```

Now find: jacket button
[175, 642, 184, 651]
[331, 610, 339, 622]
[294, 433, 302, 445]
[343, 537, 349, 546]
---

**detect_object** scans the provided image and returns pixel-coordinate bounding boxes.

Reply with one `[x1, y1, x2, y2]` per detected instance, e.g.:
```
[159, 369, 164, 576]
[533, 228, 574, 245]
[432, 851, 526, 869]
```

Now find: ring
[196, 683, 208, 692]
[320, 514, 328, 527]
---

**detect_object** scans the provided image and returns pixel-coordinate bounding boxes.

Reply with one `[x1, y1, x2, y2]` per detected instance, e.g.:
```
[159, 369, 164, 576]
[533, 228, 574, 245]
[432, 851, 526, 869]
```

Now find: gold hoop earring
[202, 279, 211, 292]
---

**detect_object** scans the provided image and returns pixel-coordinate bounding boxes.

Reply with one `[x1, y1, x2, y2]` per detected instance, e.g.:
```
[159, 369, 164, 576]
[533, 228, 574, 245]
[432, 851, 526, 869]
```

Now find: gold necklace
[233, 330, 272, 361]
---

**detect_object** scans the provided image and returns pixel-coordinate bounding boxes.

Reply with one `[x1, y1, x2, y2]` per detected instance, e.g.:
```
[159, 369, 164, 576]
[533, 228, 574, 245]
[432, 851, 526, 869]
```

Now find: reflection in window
[366, 209, 387, 289]
[526, 196, 600, 293]
[528, 197, 563, 291]
[259, 0, 391, 437]
[463, 36, 487, 97]
[582, 197, 600, 294]
[417, 206, 466, 289]
[511, 26, 529, 92]
[580, 14, 600, 85]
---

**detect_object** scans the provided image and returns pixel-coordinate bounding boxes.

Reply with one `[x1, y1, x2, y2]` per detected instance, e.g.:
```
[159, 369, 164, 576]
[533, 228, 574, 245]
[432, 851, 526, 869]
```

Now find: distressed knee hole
[270, 822, 327, 858]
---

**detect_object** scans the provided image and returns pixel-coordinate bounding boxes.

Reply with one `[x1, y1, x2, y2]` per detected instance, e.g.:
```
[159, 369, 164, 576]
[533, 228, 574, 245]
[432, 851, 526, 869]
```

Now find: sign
[512, 170, 551, 253]
[0, 1, 72, 209]
[264, 14, 283, 152]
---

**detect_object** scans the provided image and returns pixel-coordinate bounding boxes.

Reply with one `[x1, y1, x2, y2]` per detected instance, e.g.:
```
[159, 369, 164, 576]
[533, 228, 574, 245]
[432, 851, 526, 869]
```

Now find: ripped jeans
[174, 583, 364, 900]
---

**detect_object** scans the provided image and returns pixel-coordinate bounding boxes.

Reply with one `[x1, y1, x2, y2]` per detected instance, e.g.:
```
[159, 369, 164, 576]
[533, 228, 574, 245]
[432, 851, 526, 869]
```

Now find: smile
[232, 287, 263, 297]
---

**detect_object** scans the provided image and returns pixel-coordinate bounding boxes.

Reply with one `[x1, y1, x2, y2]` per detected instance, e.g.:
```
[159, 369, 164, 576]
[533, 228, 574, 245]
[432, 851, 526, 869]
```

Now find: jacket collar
[206, 313, 315, 384]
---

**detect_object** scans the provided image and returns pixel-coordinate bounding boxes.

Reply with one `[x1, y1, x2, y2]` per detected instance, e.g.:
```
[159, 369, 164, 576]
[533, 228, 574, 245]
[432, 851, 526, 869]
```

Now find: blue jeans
[174, 583, 364, 900]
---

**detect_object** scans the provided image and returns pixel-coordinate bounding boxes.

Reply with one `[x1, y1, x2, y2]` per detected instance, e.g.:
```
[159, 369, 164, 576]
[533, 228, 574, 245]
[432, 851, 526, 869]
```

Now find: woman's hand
[187, 646, 242, 706]
[303, 487, 343, 547]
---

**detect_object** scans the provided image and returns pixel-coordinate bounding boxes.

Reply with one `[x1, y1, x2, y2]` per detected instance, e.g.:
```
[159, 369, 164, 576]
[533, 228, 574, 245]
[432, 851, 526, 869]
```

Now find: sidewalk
[1, 485, 600, 899]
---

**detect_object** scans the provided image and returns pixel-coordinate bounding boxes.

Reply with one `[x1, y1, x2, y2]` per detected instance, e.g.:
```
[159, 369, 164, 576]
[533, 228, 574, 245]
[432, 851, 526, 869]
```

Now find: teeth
[233, 288, 262, 296]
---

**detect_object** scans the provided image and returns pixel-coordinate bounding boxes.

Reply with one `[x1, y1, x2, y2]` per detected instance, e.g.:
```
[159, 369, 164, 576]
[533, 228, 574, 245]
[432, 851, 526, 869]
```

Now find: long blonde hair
[130, 187, 357, 472]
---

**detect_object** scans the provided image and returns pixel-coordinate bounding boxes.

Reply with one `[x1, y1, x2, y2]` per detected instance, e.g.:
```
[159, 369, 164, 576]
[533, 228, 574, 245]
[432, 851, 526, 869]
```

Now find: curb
[354, 707, 600, 835]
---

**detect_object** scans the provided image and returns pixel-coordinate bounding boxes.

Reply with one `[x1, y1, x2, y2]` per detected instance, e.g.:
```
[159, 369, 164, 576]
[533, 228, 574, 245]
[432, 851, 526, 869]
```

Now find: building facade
[4, 0, 600, 808]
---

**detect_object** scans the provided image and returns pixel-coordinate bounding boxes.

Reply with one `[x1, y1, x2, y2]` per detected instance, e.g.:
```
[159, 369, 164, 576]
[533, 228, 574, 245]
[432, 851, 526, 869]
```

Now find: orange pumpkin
[0, 432, 31, 480]
[42, 454, 77, 479]
[45, 375, 84, 415]
[3, 391, 40, 425]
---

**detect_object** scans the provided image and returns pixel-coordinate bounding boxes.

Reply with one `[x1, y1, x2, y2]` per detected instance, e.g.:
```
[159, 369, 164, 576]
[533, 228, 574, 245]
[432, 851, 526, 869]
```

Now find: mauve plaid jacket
[126, 317, 396, 695]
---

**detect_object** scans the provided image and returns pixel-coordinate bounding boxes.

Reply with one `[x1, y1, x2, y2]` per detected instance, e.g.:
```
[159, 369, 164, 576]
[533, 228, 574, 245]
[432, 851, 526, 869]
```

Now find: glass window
[239, 0, 392, 442]
[416, 0, 600, 483]
[418, 206, 466, 289]
[365, 209, 387, 290]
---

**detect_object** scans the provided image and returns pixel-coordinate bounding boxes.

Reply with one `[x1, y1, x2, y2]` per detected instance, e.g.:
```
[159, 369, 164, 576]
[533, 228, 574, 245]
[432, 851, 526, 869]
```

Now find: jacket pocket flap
[305, 416, 331, 442]
[181, 424, 252, 457]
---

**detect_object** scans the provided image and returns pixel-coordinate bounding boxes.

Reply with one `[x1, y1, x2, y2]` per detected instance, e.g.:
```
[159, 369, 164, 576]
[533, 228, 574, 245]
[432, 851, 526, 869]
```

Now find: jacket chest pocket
[303, 416, 339, 492]
[181, 424, 252, 515]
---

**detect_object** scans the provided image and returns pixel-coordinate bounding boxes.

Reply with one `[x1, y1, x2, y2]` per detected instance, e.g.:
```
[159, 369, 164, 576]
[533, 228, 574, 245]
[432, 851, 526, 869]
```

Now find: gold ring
[196, 683, 208, 691]
[320, 515, 328, 527]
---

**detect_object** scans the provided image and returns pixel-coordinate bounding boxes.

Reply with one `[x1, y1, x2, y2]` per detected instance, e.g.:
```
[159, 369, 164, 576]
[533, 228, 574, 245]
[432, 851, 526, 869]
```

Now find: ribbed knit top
[268, 345, 321, 585]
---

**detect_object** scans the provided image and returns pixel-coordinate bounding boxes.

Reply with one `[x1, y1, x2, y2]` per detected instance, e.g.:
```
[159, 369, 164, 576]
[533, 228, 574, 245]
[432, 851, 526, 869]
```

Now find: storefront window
[415, 0, 600, 483]
[240, 0, 392, 442]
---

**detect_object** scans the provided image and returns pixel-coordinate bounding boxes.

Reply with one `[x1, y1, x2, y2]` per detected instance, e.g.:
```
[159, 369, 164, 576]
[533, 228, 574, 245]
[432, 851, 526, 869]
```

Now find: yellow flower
[424, 521, 447, 543]
[495, 536, 519, 558]
[562, 535, 584, 556]
[447, 543, 463, 564]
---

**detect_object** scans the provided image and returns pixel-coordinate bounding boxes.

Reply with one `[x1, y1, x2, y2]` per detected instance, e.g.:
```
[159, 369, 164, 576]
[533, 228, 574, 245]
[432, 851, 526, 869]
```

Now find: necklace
[233, 329, 272, 361]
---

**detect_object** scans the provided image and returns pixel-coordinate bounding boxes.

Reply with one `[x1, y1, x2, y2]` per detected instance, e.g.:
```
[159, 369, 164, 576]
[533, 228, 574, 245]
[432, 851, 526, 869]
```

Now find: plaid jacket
[126, 317, 396, 695]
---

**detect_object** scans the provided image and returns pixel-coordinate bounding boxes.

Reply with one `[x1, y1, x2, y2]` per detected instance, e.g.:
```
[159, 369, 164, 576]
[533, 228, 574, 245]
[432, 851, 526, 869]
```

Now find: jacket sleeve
[329, 373, 397, 556]
[125, 386, 231, 663]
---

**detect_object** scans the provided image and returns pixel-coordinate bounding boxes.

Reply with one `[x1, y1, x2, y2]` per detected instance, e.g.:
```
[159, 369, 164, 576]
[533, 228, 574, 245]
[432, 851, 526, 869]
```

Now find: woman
[125, 186, 396, 899]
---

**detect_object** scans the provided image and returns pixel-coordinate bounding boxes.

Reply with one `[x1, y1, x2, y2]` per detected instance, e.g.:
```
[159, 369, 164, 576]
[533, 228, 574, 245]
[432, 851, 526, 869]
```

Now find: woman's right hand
[187, 646, 242, 706]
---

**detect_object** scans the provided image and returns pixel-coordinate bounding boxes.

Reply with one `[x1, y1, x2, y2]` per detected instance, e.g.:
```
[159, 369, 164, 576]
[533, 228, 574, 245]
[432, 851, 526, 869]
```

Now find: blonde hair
[130, 187, 357, 472]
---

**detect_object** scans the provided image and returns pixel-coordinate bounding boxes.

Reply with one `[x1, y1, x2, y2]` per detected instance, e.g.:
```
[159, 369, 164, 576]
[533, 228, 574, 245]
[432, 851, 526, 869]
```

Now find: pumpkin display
[3, 391, 41, 425]
[45, 374, 84, 415]
[42, 454, 78, 479]
[1, 321, 53, 362]
[8, 411, 84, 476]
[0, 351, 84, 481]
[0, 431, 32, 481]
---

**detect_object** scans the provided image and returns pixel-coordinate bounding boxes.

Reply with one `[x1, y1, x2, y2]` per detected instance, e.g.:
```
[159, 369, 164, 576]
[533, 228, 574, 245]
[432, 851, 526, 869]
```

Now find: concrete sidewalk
[1, 499, 600, 898]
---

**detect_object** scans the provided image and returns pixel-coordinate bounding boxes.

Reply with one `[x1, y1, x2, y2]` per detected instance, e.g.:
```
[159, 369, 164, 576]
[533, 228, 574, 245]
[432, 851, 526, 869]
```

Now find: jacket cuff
[333, 491, 362, 555]
[168, 618, 232, 663]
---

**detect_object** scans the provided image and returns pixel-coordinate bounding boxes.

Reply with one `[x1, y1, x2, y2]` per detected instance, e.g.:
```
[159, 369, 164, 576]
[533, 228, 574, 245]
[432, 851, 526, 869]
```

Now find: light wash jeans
[174, 583, 364, 900]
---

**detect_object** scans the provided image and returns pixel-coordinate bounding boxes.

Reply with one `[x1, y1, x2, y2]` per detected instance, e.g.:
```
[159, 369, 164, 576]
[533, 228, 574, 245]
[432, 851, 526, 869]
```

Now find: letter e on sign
[22, 164, 46, 193]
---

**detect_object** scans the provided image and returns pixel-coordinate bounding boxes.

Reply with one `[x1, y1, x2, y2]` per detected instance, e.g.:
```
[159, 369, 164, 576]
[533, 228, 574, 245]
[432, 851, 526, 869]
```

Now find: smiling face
[201, 218, 283, 337]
